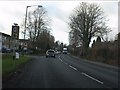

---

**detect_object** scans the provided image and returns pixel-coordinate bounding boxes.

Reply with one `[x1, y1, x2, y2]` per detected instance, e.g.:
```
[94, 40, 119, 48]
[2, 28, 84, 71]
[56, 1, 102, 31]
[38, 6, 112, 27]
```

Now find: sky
[0, 0, 118, 45]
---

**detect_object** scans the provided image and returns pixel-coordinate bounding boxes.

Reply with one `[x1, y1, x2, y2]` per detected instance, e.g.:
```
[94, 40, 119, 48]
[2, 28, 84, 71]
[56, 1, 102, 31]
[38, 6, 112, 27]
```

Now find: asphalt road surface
[3, 54, 119, 89]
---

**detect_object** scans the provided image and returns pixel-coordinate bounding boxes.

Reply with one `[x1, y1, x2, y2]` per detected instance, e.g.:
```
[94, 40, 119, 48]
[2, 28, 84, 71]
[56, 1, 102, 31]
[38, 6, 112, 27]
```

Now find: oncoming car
[46, 49, 55, 58]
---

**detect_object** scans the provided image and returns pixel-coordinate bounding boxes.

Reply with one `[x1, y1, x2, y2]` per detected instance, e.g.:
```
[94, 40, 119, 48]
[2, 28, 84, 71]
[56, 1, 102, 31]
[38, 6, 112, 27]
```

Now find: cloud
[53, 29, 69, 44]
[0, 24, 5, 32]
[0, 1, 118, 44]
[99, 1, 118, 15]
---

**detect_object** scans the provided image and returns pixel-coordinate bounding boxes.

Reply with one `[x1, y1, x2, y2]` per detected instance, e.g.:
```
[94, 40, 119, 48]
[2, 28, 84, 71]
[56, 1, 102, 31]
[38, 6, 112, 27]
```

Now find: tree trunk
[82, 38, 89, 56]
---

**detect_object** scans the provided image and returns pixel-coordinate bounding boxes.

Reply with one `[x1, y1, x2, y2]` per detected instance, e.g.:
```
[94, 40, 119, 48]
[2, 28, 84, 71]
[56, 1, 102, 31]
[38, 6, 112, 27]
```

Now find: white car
[46, 49, 55, 58]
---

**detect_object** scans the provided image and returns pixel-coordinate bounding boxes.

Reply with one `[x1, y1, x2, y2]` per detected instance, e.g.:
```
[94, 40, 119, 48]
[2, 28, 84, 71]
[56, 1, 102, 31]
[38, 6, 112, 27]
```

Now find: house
[0, 32, 12, 50]
[0, 32, 29, 52]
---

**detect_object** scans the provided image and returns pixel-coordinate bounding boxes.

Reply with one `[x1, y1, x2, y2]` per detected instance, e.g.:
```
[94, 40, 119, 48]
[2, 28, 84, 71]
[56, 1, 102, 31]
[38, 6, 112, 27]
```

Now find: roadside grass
[69, 54, 119, 68]
[2, 53, 30, 76]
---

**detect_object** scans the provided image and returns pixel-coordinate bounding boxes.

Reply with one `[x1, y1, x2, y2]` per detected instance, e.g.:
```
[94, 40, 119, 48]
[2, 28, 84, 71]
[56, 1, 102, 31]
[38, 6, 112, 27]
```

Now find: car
[63, 49, 68, 54]
[55, 50, 59, 55]
[63, 48, 68, 54]
[46, 49, 55, 58]
[2, 47, 9, 53]
[63, 50, 68, 54]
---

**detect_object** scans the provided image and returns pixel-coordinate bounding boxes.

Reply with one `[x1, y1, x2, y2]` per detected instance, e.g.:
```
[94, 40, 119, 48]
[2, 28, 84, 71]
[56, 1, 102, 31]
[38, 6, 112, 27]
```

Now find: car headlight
[46, 53, 49, 55]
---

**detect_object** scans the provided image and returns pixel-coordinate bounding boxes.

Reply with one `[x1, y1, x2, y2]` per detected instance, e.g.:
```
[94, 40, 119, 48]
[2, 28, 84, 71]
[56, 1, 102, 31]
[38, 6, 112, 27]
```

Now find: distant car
[55, 50, 59, 55]
[63, 49, 68, 54]
[57, 50, 61, 54]
[46, 49, 55, 58]
[63, 50, 68, 54]
[63, 48, 68, 54]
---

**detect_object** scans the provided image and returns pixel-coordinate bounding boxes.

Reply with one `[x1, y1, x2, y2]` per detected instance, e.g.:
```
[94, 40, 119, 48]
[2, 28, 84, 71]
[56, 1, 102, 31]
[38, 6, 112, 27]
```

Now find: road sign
[12, 25, 19, 39]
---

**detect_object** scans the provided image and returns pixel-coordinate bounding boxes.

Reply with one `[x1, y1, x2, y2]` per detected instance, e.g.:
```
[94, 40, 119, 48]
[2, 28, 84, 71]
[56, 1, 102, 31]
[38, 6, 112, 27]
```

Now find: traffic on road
[3, 52, 119, 88]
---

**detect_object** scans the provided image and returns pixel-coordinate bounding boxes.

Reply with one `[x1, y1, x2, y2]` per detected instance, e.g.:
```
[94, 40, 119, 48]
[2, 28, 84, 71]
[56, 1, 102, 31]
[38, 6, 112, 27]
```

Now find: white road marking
[58, 56, 104, 85]
[69, 65, 77, 71]
[58, 57, 63, 62]
[81, 72, 104, 84]
[60, 58, 63, 62]
[58, 57, 77, 71]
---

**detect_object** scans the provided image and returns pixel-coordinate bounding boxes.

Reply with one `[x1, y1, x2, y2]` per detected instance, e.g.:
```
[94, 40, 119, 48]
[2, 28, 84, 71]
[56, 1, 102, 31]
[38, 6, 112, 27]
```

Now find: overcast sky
[0, 0, 118, 45]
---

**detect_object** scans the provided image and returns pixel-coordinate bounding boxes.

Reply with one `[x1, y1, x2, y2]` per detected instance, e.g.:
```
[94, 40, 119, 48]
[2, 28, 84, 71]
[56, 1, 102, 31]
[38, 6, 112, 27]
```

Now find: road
[3, 54, 119, 89]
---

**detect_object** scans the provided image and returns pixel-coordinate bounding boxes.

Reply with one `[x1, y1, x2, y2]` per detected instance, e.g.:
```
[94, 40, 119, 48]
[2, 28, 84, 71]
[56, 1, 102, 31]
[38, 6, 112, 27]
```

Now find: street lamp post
[24, 6, 30, 41]
[24, 5, 42, 41]
[24, 5, 42, 54]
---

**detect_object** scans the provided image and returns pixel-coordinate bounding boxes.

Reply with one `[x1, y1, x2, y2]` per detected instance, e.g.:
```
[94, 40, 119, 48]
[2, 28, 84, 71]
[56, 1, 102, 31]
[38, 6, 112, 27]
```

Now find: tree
[60, 42, 63, 51]
[68, 2, 111, 55]
[37, 30, 55, 52]
[96, 36, 101, 43]
[21, 6, 52, 50]
[117, 32, 120, 41]
[55, 41, 60, 50]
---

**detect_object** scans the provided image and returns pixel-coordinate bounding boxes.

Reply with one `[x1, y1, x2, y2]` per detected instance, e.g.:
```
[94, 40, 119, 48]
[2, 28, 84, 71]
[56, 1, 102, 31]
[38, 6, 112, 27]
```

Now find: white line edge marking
[58, 57, 77, 71]
[58, 57, 63, 62]
[81, 72, 104, 84]
[58, 57, 103, 85]
[69, 65, 77, 71]
[60, 58, 63, 62]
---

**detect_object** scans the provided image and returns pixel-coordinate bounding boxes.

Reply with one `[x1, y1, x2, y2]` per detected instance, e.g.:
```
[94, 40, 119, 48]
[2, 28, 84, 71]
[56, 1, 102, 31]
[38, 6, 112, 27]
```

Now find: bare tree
[27, 7, 50, 42]
[21, 7, 52, 49]
[68, 2, 111, 55]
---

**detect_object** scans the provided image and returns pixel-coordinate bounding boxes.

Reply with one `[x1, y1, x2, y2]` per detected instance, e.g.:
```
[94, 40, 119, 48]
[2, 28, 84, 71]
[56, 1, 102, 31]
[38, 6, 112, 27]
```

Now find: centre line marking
[81, 72, 104, 84]
[58, 57, 63, 62]
[69, 65, 77, 71]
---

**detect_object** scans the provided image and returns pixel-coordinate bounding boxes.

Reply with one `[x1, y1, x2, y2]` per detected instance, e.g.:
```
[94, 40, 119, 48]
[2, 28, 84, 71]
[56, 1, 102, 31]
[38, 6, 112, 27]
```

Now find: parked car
[46, 49, 55, 58]
[2, 47, 9, 53]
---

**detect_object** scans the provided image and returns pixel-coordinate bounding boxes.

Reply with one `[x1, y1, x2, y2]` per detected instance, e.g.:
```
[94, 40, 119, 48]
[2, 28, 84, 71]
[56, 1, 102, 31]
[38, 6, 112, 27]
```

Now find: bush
[88, 41, 119, 66]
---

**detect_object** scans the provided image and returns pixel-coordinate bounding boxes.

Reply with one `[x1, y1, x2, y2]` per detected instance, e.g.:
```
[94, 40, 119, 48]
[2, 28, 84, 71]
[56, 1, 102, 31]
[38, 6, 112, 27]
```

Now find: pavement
[2, 54, 119, 89]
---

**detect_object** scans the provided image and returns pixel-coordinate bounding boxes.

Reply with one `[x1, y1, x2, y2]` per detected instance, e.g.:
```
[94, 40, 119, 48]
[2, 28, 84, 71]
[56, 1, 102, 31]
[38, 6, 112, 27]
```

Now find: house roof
[0, 32, 29, 42]
[0, 32, 11, 37]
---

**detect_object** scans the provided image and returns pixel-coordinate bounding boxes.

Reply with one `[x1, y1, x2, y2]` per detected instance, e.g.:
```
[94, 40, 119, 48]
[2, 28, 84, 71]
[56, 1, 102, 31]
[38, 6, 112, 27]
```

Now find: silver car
[46, 49, 55, 58]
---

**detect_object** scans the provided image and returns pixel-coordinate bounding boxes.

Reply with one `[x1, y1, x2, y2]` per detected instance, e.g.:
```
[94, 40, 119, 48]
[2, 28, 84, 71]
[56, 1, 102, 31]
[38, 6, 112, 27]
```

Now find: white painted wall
[0, 33, 2, 52]
[0, 32, 2, 89]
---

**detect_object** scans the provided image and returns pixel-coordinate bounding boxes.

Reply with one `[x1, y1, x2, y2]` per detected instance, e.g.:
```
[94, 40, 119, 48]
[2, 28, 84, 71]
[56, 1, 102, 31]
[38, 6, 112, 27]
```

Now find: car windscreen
[47, 51, 54, 53]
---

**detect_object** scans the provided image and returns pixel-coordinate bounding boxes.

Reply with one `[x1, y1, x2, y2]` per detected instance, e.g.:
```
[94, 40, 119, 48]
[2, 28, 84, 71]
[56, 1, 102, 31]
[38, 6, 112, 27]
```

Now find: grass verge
[2, 53, 30, 77]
